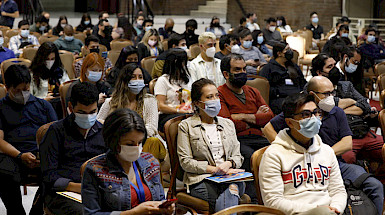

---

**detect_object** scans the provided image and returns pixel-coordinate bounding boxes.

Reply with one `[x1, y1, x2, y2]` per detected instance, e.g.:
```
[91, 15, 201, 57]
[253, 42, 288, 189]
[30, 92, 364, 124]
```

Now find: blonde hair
[198, 32, 216, 45]
[141, 28, 163, 50]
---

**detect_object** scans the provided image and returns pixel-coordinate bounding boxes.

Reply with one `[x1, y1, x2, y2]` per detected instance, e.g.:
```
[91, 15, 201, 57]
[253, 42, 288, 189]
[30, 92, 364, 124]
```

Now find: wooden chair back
[286, 35, 305, 58]
[141, 56, 157, 73]
[378, 74, 385, 93]
[379, 110, 385, 142]
[1, 58, 31, 83]
[30, 32, 41, 39]
[303, 30, 313, 52]
[5, 29, 19, 38]
[74, 32, 86, 44]
[149, 78, 157, 95]
[190, 44, 201, 59]
[0, 26, 10, 38]
[22, 47, 38, 61]
[381, 90, 385, 110]
[110, 39, 133, 52]
[59, 80, 77, 118]
[3, 36, 9, 48]
[246, 76, 270, 104]
[39, 35, 59, 44]
[107, 51, 121, 67]
[59, 51, 75, 79]
[250, 146, 269, 205]
[80, 154, 104, 177]
[0, 83, 6, 99]
[213, 204, 284, 215]
[36, 121, 56, 146]
[375, 61, 385, 76]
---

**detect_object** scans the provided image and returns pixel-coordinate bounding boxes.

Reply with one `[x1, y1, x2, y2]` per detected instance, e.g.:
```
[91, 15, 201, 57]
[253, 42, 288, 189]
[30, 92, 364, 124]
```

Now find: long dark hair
[210, 16, 224, 30]
[277, 16, 287, 27]
[80, 13, 92, 27]
[30, 42, 63, 89]
[115, 45, 138, 69]
[117, 16, 137, 40]
[55, 15, 67, 32]
[163, 49, 190, 85]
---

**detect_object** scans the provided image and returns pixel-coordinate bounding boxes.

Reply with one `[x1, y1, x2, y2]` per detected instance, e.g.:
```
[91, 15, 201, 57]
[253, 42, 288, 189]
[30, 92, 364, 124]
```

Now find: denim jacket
[81, 151, 165, 215]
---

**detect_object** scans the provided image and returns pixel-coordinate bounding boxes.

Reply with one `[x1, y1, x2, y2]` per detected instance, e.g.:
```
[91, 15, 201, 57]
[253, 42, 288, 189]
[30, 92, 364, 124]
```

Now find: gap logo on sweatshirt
[282, 163, 331, 188]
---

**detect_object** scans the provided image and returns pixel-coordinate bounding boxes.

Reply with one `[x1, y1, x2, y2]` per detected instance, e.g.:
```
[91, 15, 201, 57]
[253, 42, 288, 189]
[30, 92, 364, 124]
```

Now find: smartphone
[254, 59, 260, 62]
[101, 51, 108, 59]
[159, 199, 177, 208]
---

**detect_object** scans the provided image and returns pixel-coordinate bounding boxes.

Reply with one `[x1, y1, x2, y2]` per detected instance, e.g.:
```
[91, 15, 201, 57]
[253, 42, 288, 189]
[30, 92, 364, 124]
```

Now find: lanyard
[129, 162, 146, 203]
[150, 46, 158, 57]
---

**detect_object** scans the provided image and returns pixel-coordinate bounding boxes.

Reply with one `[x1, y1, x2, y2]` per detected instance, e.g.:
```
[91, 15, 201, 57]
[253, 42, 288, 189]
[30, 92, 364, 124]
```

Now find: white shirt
[203, 123, 225, 166]
[247, 23, 260, 32]
[278, 25, 293, 34]
[188, 54, 225, 87]
[30, 71, 70, 99]
[154, 74, 192, 113]
[335, 60, 345, 75]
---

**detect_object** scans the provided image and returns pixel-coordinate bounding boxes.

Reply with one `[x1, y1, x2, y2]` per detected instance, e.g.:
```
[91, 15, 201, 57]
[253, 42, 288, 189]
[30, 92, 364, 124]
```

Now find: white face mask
[61, 24, 66, 28]
[318, 95, 335, 112]
[148, 39, 157, 47]
[205, 47, 216, 58]
[118, 144, 143, 162]
[231, 44, 240, 54]
[46, 60, 55, 70]
[0, 37, 3, 46]
[269, 26, 276, 32]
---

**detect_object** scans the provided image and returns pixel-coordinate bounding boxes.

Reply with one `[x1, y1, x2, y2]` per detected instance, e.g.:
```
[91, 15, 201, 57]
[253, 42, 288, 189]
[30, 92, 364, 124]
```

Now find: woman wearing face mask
[251, 30, 272, 57]
[76, 13, 94, 33]
[237, 29, 267, 77]
[323, 25, 352, 54]
[177, 78, 245, 214]
[137, 29, 164, 63]
[260, 42, 307, 115]
[98, 63, 166, 163]
[82, 108, 174, 215]
[276, 16, 293, 35]
[155, 49, 193, 132]
[205, 16, 226, 38]
[133, 15, 145, 36]
[51, 15, 68, 36]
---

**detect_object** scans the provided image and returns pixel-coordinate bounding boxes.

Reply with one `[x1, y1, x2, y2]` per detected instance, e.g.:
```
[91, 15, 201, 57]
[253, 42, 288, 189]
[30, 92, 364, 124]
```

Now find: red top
[131, 182, 153, 208]
[218, 84, 274, 136]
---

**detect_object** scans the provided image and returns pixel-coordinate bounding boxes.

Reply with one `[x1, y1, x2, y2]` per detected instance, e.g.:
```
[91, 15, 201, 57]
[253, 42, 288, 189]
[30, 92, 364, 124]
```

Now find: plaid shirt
[8, 35, 39, 57]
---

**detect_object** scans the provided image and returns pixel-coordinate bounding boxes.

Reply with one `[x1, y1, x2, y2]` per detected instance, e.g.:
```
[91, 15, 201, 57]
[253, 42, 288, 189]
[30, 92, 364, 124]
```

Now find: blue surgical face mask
[367, 35, 376, 43]
[257, 36, 264, 44]
[39, 26, 46, 31]
[84, 20, 90, 25]
[74, 113, 97, 129]
[341, 33, 349, 38]
[345, 58, 358, 73]
[145, 26, 152, 31]
[294, 115, 322, 139]
[0, 37, 3, 46]
[21, 30, 30, 38]
[65, 36, 74, 41]
[199, 99, 221, 117]
[87, 71, 103, 82]
[243, 40, 252, 49]
[312, 17, 319, 24]
[128, 79, 145, 95]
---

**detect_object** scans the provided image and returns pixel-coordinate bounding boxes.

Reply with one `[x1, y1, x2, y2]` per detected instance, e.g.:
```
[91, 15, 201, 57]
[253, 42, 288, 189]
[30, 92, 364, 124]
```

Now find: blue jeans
[339, 161, 384, 215]
[190, 180, 245, 213]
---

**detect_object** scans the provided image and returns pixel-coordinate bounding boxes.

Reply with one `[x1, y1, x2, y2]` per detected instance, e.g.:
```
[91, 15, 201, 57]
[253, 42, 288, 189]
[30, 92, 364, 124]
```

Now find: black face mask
[284, 49, 294, 61]
[326, 67, 341, 86]
[229, 72, 247, 88]
[103, 26, 112, 35]
[89, 48, 100, 54]
[213, 23, 220, 27]
[166, 27, 173, 32]
[187, 29, 194, 35]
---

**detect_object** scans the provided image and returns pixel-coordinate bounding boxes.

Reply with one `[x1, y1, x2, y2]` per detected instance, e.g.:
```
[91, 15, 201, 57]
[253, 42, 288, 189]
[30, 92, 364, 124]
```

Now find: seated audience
[91, 11, 109, 36]
[0, 65, 57, 214]
[0, 0, 19, 28]
[155, 49, 193, 132]
[158, 18, 176, 40]
[189, 32, 225, 87]
[9, 20, 39, 57]
[322, 25, 351, 54]
[94, 19, 113, 51]
[136, 19, 154, 44]
[82, 108, 174, 215]
[276, 16, 293, 35]
[238, 29, 266, 77]
[306, 11, 324, 47]
[359, 28, 385, 67]
[53, 25, 83, 53]
[152, 33, 187, 79]
[29, 15, 50, 35]
[133, 14, 145, 36]
[263, 76, 384, 215]
[206, 16, 226, 38]
[326, 19, 344, 40]
[260, 92, 347, 215]
[183, 19, 199, 48]
[218, 54, 273, 172]
[40, 82, 106, 215]
[74, 35, 112, 78]
[215, 34, 239, 60]
[51, 15, 68, 36]
[246, 13, 260, 32]
[251, 30, 272, 56]
[76, 13, 94, 33]
[260, 42, 306, 114]
[177, 78, 245, 213]
[340, 16, 356, 44]
[261, 17, 282, 48]
[137, 28, 164, 63]
[0, 29, 15, 63]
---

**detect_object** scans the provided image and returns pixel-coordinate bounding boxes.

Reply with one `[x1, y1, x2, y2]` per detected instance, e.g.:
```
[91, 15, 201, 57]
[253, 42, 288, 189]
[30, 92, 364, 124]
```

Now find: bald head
[165, 18, 175, 30]
[307, 76, 333, 93]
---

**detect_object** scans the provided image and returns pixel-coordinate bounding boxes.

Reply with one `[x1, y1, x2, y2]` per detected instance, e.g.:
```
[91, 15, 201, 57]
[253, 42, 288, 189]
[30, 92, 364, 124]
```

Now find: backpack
[346, 114, 369, 139]
[342, 173, 377, 215]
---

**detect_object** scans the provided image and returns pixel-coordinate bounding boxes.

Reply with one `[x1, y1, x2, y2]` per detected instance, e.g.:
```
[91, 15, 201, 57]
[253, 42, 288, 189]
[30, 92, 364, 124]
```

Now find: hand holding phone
[159, 199, 177, 208]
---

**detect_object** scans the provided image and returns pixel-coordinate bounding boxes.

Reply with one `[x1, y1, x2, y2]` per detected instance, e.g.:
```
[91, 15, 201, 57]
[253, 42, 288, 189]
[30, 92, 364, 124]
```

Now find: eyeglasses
[293, 108, 323, 119]
[314, 90, 336, 97]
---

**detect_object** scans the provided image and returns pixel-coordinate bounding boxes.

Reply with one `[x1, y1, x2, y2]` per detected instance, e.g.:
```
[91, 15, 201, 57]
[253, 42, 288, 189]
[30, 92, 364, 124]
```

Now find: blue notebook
[205, 172, 253, 183]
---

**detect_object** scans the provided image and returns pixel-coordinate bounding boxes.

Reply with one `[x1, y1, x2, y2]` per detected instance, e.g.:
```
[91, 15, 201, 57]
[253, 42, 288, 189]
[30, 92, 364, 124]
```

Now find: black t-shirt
[306, 24, 324, 39]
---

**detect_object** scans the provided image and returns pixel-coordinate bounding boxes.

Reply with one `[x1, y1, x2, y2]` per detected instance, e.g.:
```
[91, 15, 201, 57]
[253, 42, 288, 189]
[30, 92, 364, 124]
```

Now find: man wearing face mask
[306, 11, 324, 47]
[238, 29, 266, 77]
[53, 24, 83, 53]
[246, 13, 260, 32]
[261, 17, 282, 48]
[158, 18, 175, 40]
[335, 46, 361, 81]
[0, 29, 15, 63]
[9, 20, 39, 57]
[263, 77, 384, 215]
[40, 82, 106, 215]
[359, 28, 385, 66]
[0, 65, 57, 214]
[183, 19, 199, 48]
[74, 35, 113, 78]
[136, 19, 154, 45]
[189, 32, 225, 87]
[260, 42, 307, 114]
[94, 19, 113, 51]
[214, 34, 239, 60]
[29, 15, 50, 35]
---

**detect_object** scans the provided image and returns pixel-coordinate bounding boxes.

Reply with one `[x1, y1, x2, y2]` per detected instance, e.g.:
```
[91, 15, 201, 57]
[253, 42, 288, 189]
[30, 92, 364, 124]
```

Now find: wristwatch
[16, 152, 23, 160]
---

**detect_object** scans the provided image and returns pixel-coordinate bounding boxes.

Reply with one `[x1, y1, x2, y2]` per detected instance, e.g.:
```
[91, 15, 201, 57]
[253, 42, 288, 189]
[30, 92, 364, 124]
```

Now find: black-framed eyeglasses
[293, 108, 323, 119]
[314, 90, 336, 97]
